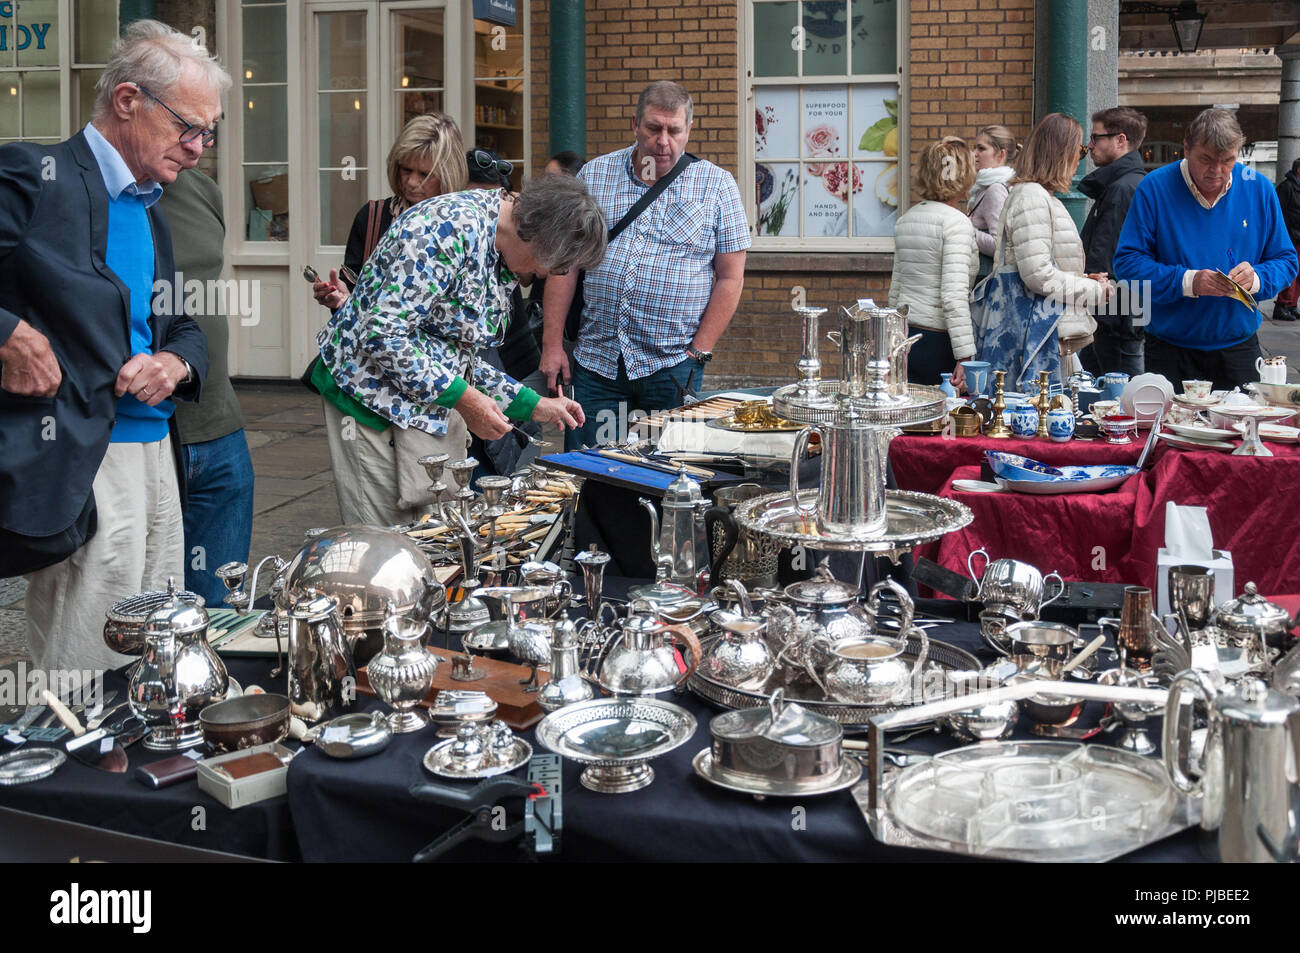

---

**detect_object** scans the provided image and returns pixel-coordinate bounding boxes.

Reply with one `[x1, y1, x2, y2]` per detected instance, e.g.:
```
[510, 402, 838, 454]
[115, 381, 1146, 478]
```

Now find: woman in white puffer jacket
[889, 137, 979, 387]
[975, 113, 1110, 387]
[968, 124, 1017, 277]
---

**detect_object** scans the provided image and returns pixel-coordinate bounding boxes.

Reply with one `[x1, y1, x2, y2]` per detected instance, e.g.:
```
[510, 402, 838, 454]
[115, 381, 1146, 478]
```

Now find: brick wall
[531, 0, 1038, 386]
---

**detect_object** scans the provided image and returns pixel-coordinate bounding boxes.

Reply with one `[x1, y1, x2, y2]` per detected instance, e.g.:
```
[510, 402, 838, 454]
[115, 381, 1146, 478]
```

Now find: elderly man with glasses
[0, 20, 227, 676]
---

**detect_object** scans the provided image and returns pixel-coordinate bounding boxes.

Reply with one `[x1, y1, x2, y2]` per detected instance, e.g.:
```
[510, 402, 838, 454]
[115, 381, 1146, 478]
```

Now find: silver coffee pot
[129, 577, 229, 751]
[1165, 671, 1300, 862]
[283, 589, 356, 725]
[638, 466, 710, 593]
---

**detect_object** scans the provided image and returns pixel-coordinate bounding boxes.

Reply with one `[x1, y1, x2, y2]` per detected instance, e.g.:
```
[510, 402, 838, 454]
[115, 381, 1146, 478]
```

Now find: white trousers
[322, 400, 470, 527]
[25, 435, 185, 677]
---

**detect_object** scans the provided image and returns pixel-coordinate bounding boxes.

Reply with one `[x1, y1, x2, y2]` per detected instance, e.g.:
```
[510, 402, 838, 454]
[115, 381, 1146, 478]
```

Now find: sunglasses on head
[471, 149, 514, 177]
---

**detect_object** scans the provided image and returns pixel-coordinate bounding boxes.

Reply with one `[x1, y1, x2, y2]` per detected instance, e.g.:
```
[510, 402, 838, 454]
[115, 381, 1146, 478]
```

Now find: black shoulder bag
[564, 152, 699, 341]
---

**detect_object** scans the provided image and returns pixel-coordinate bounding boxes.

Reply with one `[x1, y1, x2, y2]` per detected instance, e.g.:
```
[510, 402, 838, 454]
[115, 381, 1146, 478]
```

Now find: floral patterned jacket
[316, 188, 539, 435]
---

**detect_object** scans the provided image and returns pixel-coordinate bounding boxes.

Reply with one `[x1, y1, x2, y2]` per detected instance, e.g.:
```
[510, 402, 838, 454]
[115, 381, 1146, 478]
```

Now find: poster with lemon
[754, 83, 899, 239]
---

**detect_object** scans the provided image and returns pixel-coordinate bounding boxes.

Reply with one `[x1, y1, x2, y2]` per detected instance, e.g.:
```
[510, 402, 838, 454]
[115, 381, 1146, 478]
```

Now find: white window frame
[740, 0, 908, 252]
[0, 0, 113, 145]
[464, 7, 528, 181]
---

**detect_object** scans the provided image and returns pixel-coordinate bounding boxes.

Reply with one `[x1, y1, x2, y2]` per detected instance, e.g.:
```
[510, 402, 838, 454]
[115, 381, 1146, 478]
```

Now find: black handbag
[564, 152, 699, 341]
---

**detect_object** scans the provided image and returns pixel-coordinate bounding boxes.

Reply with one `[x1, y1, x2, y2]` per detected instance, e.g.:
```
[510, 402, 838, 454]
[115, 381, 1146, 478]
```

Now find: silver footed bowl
[535, 697, 697, 794]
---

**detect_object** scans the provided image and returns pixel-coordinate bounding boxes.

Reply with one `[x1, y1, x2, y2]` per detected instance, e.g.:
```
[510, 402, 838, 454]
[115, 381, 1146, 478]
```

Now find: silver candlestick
[793, 304, 828, 398]
[418, 453, 450, 515]
[445, 457, 479, 524]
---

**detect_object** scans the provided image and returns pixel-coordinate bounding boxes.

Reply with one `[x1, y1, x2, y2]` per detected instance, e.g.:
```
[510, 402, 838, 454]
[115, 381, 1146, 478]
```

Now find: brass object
[1034, 371, 1052, 440]
[950, 405, 982, 437]
[985, 370, 1013, 439]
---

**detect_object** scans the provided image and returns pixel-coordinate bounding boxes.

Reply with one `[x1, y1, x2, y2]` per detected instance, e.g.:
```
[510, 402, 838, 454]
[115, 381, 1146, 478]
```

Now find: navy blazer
[0, 130, 209, 538]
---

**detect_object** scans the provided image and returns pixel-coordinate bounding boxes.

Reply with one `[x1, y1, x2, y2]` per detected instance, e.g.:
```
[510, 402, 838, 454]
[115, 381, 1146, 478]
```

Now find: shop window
[472, 15, 524, 190]
[0, 0, 105, 145]
[316, 9, 368, 247]
[392, 8, 445, 129]
[746, 0, 902, 250]
[243, 0, 289, 241]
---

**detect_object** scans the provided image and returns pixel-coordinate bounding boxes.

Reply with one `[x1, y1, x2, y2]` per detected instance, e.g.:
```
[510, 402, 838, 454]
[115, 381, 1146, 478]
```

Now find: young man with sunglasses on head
[0, 21, 225, 676]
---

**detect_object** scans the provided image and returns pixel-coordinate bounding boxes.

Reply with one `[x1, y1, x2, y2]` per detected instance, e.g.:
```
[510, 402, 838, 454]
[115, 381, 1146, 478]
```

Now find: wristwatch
[168, 353, 195, 386]
[686, 345, 712, 363]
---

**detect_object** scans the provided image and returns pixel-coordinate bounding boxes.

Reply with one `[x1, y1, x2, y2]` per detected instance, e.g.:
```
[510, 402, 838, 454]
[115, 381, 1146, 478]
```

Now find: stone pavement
[3, 311, 1300, 672]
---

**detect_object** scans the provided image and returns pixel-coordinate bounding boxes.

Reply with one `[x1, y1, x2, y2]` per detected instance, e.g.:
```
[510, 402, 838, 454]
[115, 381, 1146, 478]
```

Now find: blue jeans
[181, 429, 255, 605]
[568, 355, 705, 449]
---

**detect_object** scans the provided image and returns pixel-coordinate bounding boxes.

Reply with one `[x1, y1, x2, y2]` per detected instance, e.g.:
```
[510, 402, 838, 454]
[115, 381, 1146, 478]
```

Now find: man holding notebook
[1113, 108, 1297, 390]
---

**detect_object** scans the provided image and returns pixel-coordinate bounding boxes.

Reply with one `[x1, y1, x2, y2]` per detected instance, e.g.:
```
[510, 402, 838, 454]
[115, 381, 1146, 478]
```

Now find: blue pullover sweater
[1112, 162, 1297, 351]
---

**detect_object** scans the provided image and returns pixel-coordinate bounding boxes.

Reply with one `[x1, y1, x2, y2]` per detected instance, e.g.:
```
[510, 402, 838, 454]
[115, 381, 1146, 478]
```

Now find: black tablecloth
[0, 597, 1213, 863]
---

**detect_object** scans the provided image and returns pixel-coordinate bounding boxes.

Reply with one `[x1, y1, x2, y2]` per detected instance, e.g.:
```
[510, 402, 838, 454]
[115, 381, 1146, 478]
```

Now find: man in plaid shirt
[541, 81, 750, 448]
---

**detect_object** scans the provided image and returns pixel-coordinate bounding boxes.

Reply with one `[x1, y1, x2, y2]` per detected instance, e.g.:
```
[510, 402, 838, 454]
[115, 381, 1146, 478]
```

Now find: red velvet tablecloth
[914, 441, 1300, 594]
[892, 432, 1142, 496]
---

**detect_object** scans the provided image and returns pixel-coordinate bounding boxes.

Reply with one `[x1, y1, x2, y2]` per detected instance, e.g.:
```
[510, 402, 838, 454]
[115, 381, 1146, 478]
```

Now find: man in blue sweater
[1113, 108, 1297, 390]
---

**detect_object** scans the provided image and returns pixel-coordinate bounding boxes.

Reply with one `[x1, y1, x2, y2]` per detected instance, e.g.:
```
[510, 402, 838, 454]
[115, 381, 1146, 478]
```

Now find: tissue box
[1156, 548, 1233, 617]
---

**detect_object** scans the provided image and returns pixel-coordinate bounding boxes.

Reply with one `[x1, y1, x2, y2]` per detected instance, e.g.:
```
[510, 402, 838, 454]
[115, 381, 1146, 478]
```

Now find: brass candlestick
[1034, 371, 1052, 439]
[986, 370, 1013, 439]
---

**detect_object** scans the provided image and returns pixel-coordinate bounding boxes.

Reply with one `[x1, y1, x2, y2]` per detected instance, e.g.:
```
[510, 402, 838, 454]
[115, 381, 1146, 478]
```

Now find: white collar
[1179, 158, 1232, 209]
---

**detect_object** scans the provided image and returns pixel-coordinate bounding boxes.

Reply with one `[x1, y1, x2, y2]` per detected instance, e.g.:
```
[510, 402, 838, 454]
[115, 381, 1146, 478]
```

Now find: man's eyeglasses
[1089, 132, 1121, 144]
[471, 149, 514, 177]
[134, 84, 217, 147]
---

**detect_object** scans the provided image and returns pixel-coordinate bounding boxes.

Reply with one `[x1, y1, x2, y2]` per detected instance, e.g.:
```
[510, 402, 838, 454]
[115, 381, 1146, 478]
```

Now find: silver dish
[733, 489, 973, 555]
[535, 697, 697, 794]
[423, 736, 533, 779]
[772, 381, 948, 429]
[429, 690, 498, 737]
[463, 619, 511, 652]
[692, 747, 862, 798]
[311, 711, 393, 759]
[0, 747, 66, 785]
[858, 740, 1196, 863]
[688, 635, 979, 729]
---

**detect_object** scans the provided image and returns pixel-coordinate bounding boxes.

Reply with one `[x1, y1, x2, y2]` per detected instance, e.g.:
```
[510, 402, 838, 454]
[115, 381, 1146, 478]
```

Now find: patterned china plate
[993, 464, 1139, 495]
[1232, 421, 1300, 443]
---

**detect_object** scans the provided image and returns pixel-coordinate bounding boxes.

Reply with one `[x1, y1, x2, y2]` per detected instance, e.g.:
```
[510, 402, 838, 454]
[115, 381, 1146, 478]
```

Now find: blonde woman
[968, 124, 1017, 277]
[973, 113, 1109, 389]
[889, 137, 978, 387]
[313, 112, 469, 308]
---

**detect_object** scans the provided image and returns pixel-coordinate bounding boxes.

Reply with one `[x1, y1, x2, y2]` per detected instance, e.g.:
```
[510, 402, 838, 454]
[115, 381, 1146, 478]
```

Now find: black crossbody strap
[607, 152, 698, 242]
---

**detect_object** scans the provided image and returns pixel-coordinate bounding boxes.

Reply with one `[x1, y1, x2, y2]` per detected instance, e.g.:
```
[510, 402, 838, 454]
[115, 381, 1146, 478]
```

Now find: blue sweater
[1113, 162, 1297, 350]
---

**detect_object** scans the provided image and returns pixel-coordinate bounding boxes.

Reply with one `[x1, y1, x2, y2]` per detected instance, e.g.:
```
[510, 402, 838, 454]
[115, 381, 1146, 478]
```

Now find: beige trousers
[25, 435, 185, 677]
[322, 400, 470, 527]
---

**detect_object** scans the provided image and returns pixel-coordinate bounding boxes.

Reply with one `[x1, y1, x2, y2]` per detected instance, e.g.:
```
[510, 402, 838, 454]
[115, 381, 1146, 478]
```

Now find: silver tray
[423, 736, 533, 779]
[772, 381, 947, 429]
[0, 747, 65, 785]
[693, 747, 862, 799]
[535, 697, 697, 794]
[688, 635, 979, 731]
[733, 489, 973, 554]
[855, 740, 1198, 863]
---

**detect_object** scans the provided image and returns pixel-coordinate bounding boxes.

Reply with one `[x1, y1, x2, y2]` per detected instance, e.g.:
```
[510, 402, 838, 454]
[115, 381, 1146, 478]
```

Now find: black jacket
[1276, 170, 1300, 247]
[1079, 149, 1147, 277]
[0, 131, 208, 544]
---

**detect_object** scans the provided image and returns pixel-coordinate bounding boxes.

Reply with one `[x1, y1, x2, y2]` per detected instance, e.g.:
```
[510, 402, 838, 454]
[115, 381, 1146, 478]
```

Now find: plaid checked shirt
[574, 145, 750, 380]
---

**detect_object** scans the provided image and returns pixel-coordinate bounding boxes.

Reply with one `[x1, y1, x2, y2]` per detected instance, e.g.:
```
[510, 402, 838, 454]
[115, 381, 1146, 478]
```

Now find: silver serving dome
[276, 526, 446, 633]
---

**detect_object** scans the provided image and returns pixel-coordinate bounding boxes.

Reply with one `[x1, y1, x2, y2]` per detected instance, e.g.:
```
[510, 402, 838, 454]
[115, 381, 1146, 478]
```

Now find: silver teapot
[781, 564, 874, 664]
[129, 578, 229, 751]
[637, 467, 710, 594]
[599, 600, 703, 696]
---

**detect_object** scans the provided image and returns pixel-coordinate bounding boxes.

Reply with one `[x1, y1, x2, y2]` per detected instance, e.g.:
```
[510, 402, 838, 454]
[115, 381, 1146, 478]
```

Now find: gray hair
[94, 19, 231, 120]
[636, 81, 694, 127]
[1184, 108, 1245, 156]
[513, 174, 607, 273]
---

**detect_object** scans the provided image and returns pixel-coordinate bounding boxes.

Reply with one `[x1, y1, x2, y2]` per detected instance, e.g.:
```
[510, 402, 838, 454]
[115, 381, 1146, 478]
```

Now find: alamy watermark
[0, 663, 105, 712]
[152, 272, 261, 326]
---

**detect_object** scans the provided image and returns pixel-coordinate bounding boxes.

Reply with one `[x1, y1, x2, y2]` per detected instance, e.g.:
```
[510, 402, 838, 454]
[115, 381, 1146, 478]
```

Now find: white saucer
[1174, 393, 1221, 407]
[1164, 421, 1237, 441]
[951, 479, 1005, 493]
[1158, 432, 1235, 452]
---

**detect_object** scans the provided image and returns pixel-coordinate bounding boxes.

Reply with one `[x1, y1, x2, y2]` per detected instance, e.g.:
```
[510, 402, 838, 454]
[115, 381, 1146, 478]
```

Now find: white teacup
[1181, 379, 1213, 400]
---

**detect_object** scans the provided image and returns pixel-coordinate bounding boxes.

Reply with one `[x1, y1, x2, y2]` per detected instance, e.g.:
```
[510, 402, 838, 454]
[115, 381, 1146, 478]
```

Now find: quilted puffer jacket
[995, 182, 1104, 343]
[888, 200, 979, 359]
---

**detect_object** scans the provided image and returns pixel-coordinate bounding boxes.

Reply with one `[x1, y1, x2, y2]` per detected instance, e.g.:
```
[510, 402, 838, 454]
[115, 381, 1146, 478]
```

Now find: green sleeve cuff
[504, 386, 541, 421]
[434, 376, 470, 408]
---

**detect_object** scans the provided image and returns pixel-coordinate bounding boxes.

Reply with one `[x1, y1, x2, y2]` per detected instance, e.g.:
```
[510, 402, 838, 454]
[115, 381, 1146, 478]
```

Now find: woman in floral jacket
[314, 175, 606, 525]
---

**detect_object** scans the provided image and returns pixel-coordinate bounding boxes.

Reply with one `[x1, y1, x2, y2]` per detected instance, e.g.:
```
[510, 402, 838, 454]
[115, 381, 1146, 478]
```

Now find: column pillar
[549, 0, 586, 159]
[1277, 47, 1300, 185]
[1044, 0, 1090, 228]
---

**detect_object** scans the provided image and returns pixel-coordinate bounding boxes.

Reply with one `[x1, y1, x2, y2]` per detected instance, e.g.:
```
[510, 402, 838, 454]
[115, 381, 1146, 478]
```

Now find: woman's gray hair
[513, 174, 607, 273]
[94, 19, 231, 119]
[1184, 108, 1245, 156]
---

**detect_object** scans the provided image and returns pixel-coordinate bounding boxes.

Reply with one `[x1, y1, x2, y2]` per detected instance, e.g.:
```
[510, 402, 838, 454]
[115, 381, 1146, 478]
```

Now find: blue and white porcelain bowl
[985, 451, 1064, 482]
